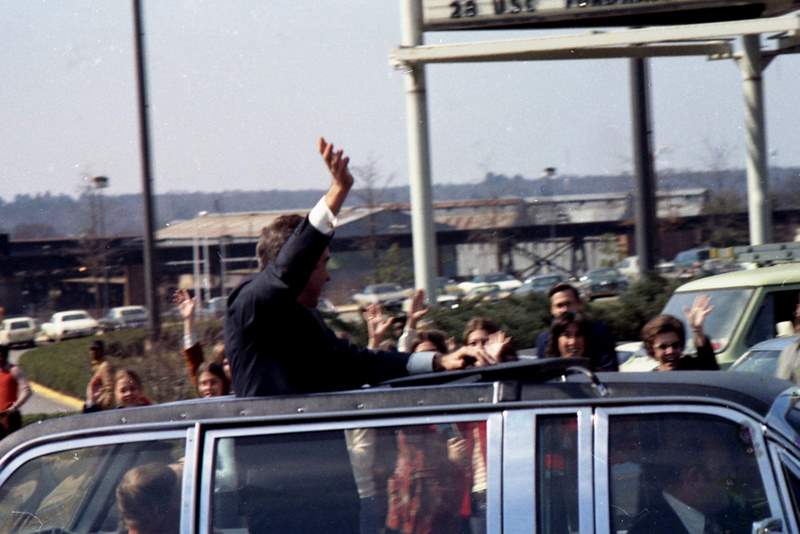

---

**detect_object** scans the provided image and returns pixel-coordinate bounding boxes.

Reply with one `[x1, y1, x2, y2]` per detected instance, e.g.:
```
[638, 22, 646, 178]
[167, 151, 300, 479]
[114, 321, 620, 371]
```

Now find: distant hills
[1, 166, 798, 239]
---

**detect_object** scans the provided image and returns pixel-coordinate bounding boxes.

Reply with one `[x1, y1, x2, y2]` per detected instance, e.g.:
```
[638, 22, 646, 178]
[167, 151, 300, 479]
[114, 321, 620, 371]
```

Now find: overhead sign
[421, 0, 799, 31]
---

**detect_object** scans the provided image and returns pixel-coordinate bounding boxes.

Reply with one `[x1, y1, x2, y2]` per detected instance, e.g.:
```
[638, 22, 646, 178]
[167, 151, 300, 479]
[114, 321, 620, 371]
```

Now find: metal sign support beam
[401, 0, 438, 303]
[630, 58, 658, 274]
[740, 34, 772, 245]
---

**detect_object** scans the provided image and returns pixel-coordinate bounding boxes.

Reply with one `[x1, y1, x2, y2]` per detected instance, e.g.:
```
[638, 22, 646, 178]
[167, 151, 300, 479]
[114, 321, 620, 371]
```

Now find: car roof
[676, 264, 800, 291]
[1, 360, 794, 464]
[748, 335, 800, 351]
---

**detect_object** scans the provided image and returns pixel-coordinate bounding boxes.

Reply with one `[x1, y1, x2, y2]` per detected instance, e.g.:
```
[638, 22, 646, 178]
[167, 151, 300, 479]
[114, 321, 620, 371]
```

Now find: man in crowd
[225, 137, 491, 398]
[641, 295, 718, 371]
[0, 344, 31, 438]
[534, 282, 618, 371]
[774, 302, 800, 384]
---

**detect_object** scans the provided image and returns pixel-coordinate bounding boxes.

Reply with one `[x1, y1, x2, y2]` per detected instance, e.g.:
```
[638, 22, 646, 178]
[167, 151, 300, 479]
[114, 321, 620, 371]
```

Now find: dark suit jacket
[535, 320, 619, 372]
[627, 493, 691, 534]
[225, 215, 412, 397]
[225, 216, 415, 532]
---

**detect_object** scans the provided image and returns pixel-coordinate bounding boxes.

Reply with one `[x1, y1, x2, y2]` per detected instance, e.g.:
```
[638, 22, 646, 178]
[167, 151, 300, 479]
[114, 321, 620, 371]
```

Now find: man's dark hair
[0, 345, 8, 361]
[412, 329, 449, 354]
[116, 463, 180, 534]
[90, 340, 105, 359]
[641, 314, 686, 357]
[547, 282, 580, 301]
[255, 214, 304, 271]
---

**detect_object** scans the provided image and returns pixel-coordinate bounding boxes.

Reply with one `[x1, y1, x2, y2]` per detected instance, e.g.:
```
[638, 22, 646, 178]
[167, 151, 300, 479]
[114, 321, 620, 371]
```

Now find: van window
[607, 413, 770, 534]
[746, 290, 800, 348]
[0, 439, 184, 533]
[211, 421, 487, 532]
[663, 289, 753, 352]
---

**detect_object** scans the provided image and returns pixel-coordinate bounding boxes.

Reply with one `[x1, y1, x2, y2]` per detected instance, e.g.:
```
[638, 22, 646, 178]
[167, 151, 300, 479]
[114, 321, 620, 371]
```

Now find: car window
[121, 309, 146, 317]
[9, 321, 30, 331]
[0, 438, 184, 533]
[537, 414, 578, 534]
[607, 413, 770, 534]
[663, 289, 754, 352]
[62, 313, 89, 322]
[746, 290, 800, 348]
[730, 349, 781, 376]
[210, 421, 488, 532]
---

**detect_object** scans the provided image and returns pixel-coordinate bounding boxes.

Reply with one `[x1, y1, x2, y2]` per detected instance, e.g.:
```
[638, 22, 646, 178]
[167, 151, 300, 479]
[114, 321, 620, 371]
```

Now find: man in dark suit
[628, 425, 739, 534]
[225, 137, 491, 397]
[534, 282, 618, 371]
[224, 138, 492, 533]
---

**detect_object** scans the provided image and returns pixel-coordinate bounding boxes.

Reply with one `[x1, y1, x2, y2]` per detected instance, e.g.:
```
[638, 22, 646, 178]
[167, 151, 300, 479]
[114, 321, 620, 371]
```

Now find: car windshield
[730, 349, 780, 376]
[588, 269, 619, 280]
[121, 309, 146, 317]
[62, 313, 89, 321]
[662, 288, 754, 352]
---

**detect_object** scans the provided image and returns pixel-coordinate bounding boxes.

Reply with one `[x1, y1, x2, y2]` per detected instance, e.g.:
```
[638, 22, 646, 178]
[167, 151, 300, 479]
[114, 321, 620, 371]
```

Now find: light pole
[92, 175, 110, 313]
[542, 167, 557, 272]
[195, 211, 208, 308]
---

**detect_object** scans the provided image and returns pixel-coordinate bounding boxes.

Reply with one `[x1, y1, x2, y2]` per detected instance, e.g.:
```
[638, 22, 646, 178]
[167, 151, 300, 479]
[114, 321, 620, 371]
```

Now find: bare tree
[351, 159, 397, 283]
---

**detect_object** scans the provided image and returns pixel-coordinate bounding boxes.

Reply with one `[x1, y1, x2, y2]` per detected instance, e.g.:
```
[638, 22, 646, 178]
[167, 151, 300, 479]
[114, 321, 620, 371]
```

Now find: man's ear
[684, 465, 707, 485]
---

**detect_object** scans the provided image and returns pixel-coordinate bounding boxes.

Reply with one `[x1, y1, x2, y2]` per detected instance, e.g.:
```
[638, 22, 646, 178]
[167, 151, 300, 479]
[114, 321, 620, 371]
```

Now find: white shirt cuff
[407, 351, 435, 374]
[308, 196, 337, 235]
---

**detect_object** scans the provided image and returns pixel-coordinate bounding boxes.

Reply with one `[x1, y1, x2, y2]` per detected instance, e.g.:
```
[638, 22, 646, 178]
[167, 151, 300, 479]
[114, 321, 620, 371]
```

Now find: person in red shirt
[0, 345, 32, 437]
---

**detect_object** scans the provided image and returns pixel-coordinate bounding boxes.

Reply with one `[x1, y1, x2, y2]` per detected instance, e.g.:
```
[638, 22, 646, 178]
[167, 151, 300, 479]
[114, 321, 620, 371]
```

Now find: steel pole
[400, 0, 437, 303]
[630, 58, 658, 274]
[192, 234, 201, 303]
[740, 34, 771, 245]
[203, 236, 211, 303]
[132, 0, 161, 338]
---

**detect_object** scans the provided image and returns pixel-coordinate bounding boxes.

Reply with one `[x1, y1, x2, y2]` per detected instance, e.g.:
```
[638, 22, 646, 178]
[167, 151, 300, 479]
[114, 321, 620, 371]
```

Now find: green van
[622, 263, 800, 371]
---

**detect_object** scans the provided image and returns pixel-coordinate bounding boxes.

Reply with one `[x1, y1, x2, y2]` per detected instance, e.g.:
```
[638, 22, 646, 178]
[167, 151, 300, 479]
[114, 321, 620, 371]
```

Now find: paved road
[9, 348, 78, 415]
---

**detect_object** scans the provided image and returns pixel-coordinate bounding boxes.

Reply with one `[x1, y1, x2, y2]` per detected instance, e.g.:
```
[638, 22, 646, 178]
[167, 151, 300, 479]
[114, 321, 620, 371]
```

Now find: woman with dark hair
[196, 361, 230, 397]
[544, 312, 589, 360]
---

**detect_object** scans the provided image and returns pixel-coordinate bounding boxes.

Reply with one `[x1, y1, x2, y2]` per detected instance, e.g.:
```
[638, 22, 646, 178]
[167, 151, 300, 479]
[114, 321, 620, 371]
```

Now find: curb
[29, 381, 84, 411]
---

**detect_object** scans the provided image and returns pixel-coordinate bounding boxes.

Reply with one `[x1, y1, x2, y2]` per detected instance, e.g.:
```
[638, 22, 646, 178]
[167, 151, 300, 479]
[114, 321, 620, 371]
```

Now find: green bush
[19, 319, 223, 403]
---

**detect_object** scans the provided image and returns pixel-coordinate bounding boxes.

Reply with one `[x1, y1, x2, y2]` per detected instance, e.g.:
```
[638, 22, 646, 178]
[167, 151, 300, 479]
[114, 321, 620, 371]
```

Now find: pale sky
[1, 1, 798, 201]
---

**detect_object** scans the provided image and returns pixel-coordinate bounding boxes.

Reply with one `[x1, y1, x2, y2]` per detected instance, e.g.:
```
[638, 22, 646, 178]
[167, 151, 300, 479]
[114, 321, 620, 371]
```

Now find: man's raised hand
[319, 137, 353, 215]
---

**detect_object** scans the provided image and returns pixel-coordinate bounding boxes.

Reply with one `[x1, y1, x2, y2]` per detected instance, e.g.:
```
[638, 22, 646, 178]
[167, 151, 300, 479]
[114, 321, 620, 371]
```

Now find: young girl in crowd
[85, 368, 151, 411]
[544, 311, 588, 360]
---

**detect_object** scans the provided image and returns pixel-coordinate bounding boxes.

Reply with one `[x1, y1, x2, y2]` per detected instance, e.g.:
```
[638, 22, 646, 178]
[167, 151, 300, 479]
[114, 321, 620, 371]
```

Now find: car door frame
[196, 412, 504, 534]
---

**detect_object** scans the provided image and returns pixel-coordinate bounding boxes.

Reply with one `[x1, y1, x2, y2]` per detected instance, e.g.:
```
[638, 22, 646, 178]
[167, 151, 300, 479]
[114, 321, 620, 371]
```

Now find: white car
[41, 310, 98, 342]
[100, 306, 149, 330]
[0, 317, 37, 348]
[458, 273, 522, 294]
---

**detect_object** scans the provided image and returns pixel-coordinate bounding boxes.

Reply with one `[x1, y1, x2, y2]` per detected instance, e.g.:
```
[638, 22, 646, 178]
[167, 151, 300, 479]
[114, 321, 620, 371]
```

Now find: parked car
[1, 360, 800, 533]
[351, 283, 410, 308]
[577, 267, 628, 300]
[730, 335, 799, 378]
[99, 305, 149, 331]
[514, 273, 566, 297]
[0, 316, 37, 348]
[463, 283, 503, 302]
[458, 273, 522, 294]
[41, 310, 98, 342]
[622, 263, 800, 371]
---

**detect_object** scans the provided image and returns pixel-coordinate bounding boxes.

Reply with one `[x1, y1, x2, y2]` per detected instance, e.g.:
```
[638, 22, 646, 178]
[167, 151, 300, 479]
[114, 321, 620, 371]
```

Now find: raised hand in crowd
[364, 303, 394, 350]
[406, 289, 430, 330]
[683, 294, 714, 346]
[485, 330, 514, 363]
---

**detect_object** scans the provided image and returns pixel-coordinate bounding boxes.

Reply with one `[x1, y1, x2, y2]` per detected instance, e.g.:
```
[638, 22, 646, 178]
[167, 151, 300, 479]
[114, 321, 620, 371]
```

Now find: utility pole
[132, 0, 161, 339]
